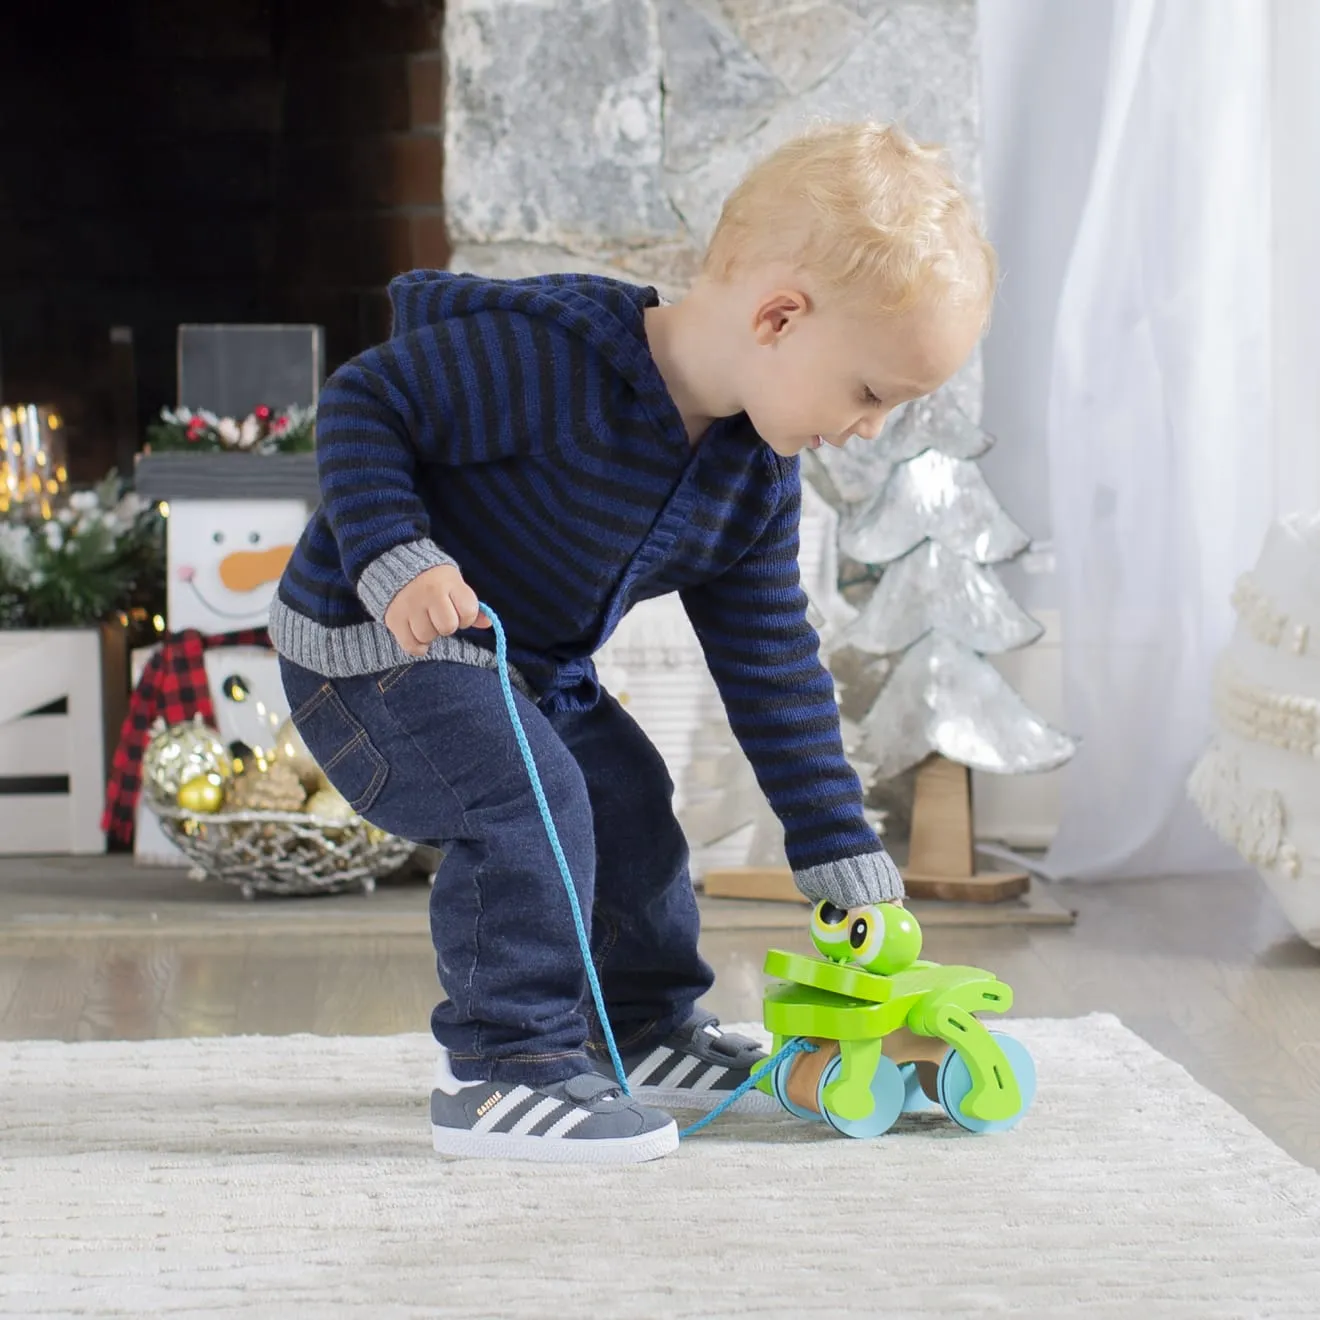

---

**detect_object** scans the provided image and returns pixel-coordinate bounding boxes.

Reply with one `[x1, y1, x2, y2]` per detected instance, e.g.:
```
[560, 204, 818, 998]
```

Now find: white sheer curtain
[1271, 0, 1320, 517]
[1043, 0, 1276, 879]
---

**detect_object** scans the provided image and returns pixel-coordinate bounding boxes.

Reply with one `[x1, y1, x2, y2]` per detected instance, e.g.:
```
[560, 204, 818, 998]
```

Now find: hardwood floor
[1, 864, 1317, 1170]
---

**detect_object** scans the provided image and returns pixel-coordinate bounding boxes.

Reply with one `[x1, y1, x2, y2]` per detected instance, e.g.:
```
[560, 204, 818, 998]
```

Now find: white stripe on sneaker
[471, 1085, 534, 1133]
[543, 1106, 592, 1139]
[655, 1055, 702, 1089]
[507, 1097, 562, 1137]
[628, 1046, 675, 1087]
[689, 1064, 728, 1093]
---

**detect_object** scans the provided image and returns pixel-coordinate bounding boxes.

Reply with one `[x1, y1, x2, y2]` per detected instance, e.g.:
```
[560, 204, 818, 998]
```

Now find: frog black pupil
[819, 902, 848, 926]
[850, 919, 868, 949]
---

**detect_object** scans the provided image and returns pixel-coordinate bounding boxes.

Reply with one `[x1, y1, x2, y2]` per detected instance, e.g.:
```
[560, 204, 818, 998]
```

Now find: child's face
[738, 286, 983, 458]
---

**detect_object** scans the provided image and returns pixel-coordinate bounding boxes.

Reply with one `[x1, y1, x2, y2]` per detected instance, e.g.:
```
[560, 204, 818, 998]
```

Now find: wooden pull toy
[754, 902, 1037, 1137]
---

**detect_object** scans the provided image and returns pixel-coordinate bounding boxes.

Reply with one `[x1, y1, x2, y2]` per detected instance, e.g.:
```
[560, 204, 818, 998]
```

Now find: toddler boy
[273, 122, 993, 1163]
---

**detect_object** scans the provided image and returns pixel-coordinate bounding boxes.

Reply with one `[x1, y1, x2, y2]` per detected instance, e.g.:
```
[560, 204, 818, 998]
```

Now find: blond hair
[704, 122, 995, 318]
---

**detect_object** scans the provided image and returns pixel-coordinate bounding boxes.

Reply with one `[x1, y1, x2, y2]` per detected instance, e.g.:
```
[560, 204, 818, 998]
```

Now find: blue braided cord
[678, 1038, 816, 1138]
[478, 604, 633, 1098]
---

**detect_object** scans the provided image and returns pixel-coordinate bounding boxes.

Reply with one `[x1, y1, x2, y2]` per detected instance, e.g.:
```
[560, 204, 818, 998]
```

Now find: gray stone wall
[444, 0, 983, 301]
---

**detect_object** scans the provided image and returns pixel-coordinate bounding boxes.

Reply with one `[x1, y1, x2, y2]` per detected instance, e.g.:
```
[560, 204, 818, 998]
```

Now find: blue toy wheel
[770, 1040, 823, 1123]
[936, 1032, 1037, 1133]
[817, 1053, 906, 1139]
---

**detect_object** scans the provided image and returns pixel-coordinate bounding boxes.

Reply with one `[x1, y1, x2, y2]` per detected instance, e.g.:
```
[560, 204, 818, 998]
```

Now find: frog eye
[810, 900, 853, 960]
[846, 906, 886, 966]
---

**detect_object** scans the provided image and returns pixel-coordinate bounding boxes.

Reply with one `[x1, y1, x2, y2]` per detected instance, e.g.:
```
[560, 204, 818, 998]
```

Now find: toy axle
[781, 1029, 950, 1116]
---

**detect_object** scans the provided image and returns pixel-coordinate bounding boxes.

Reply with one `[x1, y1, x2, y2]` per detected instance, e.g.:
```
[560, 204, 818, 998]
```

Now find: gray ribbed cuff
[268, 597, 535, 699]
[356, 539, 458, 621]
[793, 849, 905, 907]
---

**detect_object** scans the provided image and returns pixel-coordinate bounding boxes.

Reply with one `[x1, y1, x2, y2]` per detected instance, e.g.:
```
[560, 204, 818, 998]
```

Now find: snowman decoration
[169, 497, 308, 754]
[132, 492, 313, 863]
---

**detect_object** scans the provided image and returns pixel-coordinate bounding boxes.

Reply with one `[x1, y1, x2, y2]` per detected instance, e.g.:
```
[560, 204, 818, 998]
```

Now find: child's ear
[752, 289, 811, 344]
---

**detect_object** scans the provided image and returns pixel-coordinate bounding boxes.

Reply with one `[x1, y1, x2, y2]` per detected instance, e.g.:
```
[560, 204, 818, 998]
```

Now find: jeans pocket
[376, 663, 414, 695]
[289, 682, 389, 814]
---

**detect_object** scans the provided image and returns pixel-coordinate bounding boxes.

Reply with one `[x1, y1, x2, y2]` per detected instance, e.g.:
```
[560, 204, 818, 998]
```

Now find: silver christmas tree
[807, 389, 1077, 786]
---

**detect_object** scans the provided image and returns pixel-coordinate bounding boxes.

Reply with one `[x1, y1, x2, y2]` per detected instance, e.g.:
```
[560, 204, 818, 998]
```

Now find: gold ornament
[142, 717, 232, 805]
[177, 773, 225, 814]
[365, 826, 388, 846]
[304, 785, 357, 827]
[271, 718, 328, 792]
[228, 758, 307, 812]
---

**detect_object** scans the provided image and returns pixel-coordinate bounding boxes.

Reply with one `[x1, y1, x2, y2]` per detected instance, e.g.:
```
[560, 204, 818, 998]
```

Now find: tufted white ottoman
[1190, 512, 1320, 947]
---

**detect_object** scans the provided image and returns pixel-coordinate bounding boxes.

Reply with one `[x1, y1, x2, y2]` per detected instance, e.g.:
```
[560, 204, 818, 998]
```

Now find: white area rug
[3, 1015, 1318, 1319]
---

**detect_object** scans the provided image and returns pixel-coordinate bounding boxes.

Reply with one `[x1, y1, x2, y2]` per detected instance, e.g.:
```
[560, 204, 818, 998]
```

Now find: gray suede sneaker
[602, 1012, 780, 1116]
[430, 1070, 678, 1164]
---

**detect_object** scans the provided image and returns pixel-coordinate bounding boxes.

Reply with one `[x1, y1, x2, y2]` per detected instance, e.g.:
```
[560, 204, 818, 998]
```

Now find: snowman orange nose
[218, 545, 294, 593]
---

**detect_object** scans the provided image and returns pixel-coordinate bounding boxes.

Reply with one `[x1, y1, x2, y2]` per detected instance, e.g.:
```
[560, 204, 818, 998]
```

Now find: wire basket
[149, 802, 416, 899]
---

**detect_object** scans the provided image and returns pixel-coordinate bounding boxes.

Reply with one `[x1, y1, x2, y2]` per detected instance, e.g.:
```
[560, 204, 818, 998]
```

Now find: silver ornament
[843, 542, 1045, 656]
[142, 718, 232, 805]
[857, 634, 1078, 779]
[876, 390, 993, 464]
[839, 450, 1031, 566]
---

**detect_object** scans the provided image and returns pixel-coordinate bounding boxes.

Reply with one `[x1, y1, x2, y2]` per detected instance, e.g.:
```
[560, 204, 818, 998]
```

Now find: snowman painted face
[167, 499, 308, 633]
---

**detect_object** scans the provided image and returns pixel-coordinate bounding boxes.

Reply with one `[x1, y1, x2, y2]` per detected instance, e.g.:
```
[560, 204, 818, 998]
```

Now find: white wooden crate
[0, 628, 119, 854]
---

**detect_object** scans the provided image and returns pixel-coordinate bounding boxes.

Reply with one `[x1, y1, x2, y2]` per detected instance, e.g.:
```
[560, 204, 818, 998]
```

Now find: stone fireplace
[444, 0, 981, 406]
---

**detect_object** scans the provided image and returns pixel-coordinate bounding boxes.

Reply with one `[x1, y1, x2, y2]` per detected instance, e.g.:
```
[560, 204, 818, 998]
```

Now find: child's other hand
[384, 564, 490, 657]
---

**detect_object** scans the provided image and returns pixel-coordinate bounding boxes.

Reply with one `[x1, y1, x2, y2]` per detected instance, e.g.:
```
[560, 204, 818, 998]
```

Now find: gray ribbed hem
[269, 597, 535, 698]
[793, 849, 905, 907]
[356, 539, 458, 620]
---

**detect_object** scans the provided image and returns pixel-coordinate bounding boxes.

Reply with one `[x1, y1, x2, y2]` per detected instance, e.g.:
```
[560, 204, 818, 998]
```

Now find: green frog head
[809, 900, 923, 975]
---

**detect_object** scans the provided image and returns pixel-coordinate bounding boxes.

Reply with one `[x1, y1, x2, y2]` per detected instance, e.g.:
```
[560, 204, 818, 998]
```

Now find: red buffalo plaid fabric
[101, 627, 272, 846]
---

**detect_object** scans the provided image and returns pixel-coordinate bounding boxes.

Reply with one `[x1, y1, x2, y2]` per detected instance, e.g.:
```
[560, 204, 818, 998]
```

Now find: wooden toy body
[756, 949, 1034, 1133]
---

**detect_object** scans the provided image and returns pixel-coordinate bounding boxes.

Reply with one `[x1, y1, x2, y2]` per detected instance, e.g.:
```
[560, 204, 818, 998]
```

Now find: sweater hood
[386, 268, 664, 396]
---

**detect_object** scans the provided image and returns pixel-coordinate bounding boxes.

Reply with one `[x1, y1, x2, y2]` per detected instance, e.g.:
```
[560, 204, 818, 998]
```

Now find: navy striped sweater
[272, 270, 901, 906]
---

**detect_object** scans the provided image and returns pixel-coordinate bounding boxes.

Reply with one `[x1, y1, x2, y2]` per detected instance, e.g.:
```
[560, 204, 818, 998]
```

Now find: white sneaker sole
[635, 1085, 781, 1116]
[431, 1119, 679, 1164]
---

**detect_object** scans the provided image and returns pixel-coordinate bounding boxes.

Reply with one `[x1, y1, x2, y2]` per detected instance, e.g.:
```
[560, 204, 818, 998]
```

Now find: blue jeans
[278, 657, 715, 1085]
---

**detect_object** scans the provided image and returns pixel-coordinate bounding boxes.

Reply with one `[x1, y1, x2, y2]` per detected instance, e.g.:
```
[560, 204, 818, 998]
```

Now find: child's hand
[384, 564, 490, 657]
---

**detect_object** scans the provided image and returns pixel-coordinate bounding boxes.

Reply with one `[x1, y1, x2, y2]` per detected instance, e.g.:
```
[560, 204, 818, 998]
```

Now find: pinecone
[228, 760, 307, 813]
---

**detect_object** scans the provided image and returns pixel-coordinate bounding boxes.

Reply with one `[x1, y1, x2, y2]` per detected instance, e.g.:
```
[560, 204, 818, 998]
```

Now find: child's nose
[852, 408, 891, 441]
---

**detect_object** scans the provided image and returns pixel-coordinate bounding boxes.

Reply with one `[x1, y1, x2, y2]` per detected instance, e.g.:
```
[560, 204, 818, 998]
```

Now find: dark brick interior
[0, 0, 447, 483]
